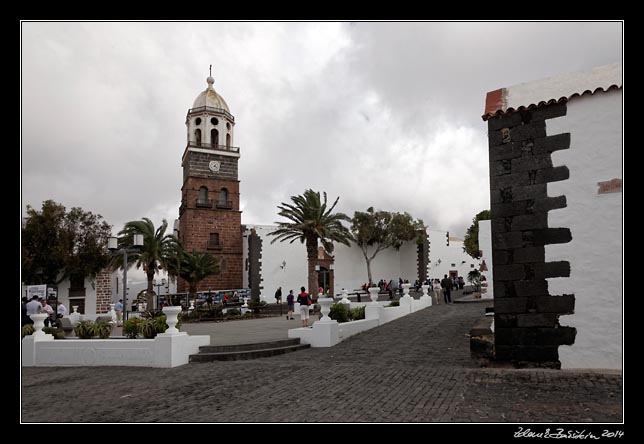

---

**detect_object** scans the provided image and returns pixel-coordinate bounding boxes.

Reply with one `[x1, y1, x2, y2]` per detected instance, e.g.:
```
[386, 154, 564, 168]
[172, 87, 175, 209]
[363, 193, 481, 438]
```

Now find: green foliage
[93, 320, 113, 339]
[351, 207, 425, 284]
[115, 218, 180, 308]
[467, 270, 481, 291]
[22, 324, 35, 338]
[329, 303, 350, 323]
[74, 320, 95, 339]
[226, 308, 241, 316]
[22, 200, 112, 286]
[42, 327, 66, 339]
[463, 210, 491, 259]
[269, 189, 352, 295]
[177, 250, 220, 301]
[348, 306, 366, 321]
[123, 318, 144, 338]
[247, 300, 267, 314]
[139, 319, 158, 339]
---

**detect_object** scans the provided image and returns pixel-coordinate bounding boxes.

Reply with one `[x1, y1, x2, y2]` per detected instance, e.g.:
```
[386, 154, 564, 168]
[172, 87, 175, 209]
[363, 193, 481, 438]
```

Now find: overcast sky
[21, 21, 622, 241]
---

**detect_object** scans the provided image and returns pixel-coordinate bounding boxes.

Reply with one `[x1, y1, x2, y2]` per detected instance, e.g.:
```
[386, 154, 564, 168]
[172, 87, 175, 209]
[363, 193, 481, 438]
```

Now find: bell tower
[177, 72, 242, 291]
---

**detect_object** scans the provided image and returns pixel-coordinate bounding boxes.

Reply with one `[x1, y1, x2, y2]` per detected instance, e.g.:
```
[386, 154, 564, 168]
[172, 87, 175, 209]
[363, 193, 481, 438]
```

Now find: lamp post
[153, 278, 167, 309]
[108, 234, 144, 323]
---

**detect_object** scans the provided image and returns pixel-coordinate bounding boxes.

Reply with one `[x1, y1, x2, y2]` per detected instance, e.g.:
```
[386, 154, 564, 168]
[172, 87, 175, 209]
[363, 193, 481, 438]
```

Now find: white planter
[340, 289, 351, 306]
[109, 304, 117, 323]
[421, 284, 432, 306]
[368, 287, 380, 304]
[30, 313, 49, 337]
[162, 306, 183, 334]
[72, 306, 79, 313]
[189, 300, 195, 311]
[318, 296, 334, 322]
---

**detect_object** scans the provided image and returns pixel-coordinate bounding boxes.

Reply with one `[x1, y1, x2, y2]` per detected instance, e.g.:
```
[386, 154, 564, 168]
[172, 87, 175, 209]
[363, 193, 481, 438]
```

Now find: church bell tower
[177, 72, 243, 291]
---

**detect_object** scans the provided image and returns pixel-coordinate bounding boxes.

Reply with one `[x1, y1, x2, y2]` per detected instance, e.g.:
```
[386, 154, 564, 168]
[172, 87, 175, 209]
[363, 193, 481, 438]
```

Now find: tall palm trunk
[146, 268, 155, 310]
[306, 236, 318, 299]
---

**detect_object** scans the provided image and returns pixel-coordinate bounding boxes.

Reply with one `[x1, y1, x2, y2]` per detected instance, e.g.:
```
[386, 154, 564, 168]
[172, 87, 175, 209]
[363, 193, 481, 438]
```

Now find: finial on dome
[206, 64, 215, 89]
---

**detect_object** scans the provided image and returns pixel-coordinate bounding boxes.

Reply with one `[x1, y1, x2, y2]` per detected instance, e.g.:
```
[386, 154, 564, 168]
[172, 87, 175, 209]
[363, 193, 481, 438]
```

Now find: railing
[196, 199, 212, 208]
[216, 200, 233, 209]
[188, 106, 235, 122]
[186, 142, 240, 153]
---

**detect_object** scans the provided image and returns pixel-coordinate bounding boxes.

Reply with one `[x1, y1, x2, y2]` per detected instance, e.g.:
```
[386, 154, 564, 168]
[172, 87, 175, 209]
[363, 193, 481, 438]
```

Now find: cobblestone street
[21, 302, 623, 423]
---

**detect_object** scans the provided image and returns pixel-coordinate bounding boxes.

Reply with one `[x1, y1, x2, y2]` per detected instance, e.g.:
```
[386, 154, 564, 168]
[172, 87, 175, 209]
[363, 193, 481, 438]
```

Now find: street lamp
[153, 278, 167, 309]
[108, 234, 144, 322]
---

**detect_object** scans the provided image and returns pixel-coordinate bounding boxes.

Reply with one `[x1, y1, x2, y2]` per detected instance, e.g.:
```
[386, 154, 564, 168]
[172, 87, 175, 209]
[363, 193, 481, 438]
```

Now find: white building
[483, 63, 622, 369]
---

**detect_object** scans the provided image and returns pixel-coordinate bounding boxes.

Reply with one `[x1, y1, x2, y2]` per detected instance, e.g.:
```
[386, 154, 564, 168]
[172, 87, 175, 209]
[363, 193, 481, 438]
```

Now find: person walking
[286, 289, 295, 320]
[433, 278, 442, 305]
[274, 286, 282, 304]
[114, 299, 124, 324]
[441, 274, 453, 304]
[296, 286, 311, 327]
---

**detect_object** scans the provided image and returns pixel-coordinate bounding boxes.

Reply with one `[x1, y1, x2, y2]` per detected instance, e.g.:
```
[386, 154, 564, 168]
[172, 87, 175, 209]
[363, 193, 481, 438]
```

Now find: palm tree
[115, 218, 178, 309]
[178, 250, 220, 303]
[269, 189, 352, 297]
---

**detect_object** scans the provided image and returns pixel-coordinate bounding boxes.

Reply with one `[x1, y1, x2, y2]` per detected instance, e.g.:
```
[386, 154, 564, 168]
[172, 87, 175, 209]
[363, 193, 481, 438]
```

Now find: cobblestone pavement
[21, 302, 623, 423]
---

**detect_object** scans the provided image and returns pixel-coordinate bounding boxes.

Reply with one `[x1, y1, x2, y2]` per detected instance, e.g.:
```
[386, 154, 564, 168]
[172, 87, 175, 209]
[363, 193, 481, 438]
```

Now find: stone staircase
[189, 338, 310, 362]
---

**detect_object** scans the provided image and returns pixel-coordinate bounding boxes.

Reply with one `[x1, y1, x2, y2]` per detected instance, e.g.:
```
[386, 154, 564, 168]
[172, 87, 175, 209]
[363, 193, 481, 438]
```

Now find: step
[190, 343, 310, 362]
[198, 338, 301, 353]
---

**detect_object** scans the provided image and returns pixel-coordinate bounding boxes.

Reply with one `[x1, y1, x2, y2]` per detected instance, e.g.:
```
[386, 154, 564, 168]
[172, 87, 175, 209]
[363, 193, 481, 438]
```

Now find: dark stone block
[512, 183, 548, 201]
[490, 172, 531, 190]
[493, 250, 509, 265]
[511, 213, 549, 231]
[495, 327, 576, 346]
[491, 217, 512, 233]
[494, 264, 525, 281]
[490, 143, 522, 161]
[510, 121, 547, 142]
[531, 102, 567, 121]
[511, 154, 554, 174]
[535, 294, 575, 314]
[516, 313, 559, 328]
[514, 279, 548, 297]
[535, 166, 570, 184]
[488, 129, 505, 147]
[533, 195, 567, 213]
[513, 246, 545, 264]
[494, 297, 528, 314]
[543, 261, 571, 278]
[533, 133, 571, 154]
[493, 159, 513, 176]
[531, 228, 572, 245]
[491, 201, 528, 218]
[492, 231, 523, 250]
[488, 112, 523, 131]
[495, 314, 517, 328]
[494, 281, 516, 298]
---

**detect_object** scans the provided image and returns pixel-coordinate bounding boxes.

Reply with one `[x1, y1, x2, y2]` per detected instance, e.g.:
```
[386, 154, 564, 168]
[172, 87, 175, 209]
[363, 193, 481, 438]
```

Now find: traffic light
[446, 231, 449, 246]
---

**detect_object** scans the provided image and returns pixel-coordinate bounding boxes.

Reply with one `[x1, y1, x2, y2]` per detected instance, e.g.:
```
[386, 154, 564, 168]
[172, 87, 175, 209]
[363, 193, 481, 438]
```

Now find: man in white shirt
[57, 302, 67, 318]
[26, 296, 42, 317]
[41, 299, 55, 327]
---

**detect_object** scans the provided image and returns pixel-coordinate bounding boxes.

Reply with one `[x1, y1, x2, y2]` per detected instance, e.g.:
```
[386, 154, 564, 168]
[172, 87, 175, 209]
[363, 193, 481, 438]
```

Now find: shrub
[22, 324, 35, 338]
[74, 320, 95, 339]
[226, 308, 241, 316]
[42, 327, 66, 339]
[123, 318, 144, 338]
[348, 306, 365, 321]
[140, 319, 158, 339]
[94, 320, 113, 339]
[329, 303, 349, 323]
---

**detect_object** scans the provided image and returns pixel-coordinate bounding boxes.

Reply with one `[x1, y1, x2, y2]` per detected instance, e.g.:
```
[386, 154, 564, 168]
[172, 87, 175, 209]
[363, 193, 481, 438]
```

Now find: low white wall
[478, 220, 493, 299]
[22, 334, 210, 368]
[546, 90, 622, 370]
[338, 318, 379, 339]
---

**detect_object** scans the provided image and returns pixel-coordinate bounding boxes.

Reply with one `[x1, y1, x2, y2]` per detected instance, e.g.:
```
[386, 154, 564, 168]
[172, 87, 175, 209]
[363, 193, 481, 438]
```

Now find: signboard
[27, 284, 47, 300]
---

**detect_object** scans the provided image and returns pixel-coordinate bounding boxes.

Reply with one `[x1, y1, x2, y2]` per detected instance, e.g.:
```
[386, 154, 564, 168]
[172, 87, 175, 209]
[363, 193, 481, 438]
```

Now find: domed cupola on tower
[186, 74, 236, 151]
[178, 70, 243, 292]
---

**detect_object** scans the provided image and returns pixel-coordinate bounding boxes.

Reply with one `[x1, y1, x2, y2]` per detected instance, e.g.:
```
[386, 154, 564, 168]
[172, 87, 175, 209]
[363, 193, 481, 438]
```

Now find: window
[211, 117, 218, 125]
[211, 128, 219, 147]
[226, 122, 231, 130]
[197, 187, 211, 207]
[195, 117, 202, 125]
[451, 263, 456, 267]
[195, 129, 202, 146]
[216, 188, 232, 209]
[226, 133, 231, 147]
[471, 264, 475, 268]
[208, 233, 222, 249]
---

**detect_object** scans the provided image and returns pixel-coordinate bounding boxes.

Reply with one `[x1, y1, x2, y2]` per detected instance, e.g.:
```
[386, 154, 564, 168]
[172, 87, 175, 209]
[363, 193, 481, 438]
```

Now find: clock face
[209, 160, 221, 172]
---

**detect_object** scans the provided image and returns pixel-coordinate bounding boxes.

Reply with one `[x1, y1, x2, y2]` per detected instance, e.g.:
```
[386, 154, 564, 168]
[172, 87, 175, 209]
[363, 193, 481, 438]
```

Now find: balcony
[186, 141, 240, 153]
[216, 200, 233, 209]
[196, 199, 212, 208]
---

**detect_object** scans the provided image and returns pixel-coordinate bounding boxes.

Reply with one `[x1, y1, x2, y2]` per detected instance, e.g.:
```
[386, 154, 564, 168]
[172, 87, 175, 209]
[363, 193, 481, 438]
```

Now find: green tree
[114, 218, 178, 309]
[463, 210, 491, 259]
[178, 249, 220, 303]
[269, 189, 352, 298]
[351, 207, 425, 285]
[22, 200, 112, 286]
[467, 269, 481, 292]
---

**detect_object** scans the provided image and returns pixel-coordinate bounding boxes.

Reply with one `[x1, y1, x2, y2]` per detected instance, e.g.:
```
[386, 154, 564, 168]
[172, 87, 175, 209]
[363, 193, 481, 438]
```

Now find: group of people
[275, 286, 313, 327]
[21, 295, 67, 327]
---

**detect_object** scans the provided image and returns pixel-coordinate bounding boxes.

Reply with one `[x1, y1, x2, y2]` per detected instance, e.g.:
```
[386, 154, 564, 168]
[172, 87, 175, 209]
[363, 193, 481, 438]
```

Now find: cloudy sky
[21, 21, 622, 240]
